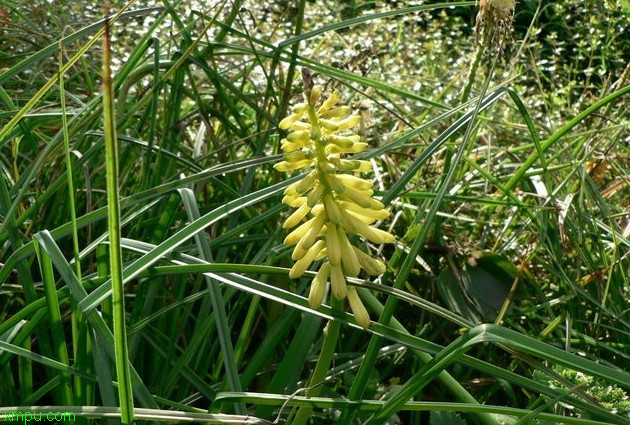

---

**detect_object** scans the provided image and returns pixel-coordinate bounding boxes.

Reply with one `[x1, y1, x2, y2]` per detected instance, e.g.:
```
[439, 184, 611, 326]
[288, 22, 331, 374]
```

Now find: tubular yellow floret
[296, 171, 317, 194]
[293, 211, 326, 260]
[284, 151, 310, 162]
[283, 204, 311, 229]
[307, 183, 325, 207]
[326, 134, 357, 148]
[284, 215, 316, 245]
[320, 106, 350, 119]
[290, 121, 311, 131]
[323, 194, 342, 224]
[274, 72, 395, 323]
[274, 159, 312, 172]
[317, 90, 340, 115]
[318, 118, 340, 131]
[352, 218, 396, 244]
[308, 263, 330, 308]
[326, 143, 368, 155]
[340, 201, 390, 220]
[314, 246, 328, 261]
[347, 287, 370, 328]
[336, 174, 373, 191]
[353, 247, 387, 275]
[290, 239, 325, 278]
[284, 181, 300, 196]
[339, 186, 375, 209]
[309, 85, 323, 105]
[337, 227, 361, 277]
[337, 115, 361, 131]
[281, 138, 311, 152]
[330, 264, 347, 299]
[324, 173, 346, 194]
[326, 224, 341, 266]
[279, 112, 304, 130]
[287, 130, 310, 143]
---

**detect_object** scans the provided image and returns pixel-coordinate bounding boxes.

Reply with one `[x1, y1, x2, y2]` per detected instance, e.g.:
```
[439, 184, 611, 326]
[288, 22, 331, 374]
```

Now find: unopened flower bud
[347, 287, 370, 328]
[308, 263, 330, 308]
[330, 264, 347, 299]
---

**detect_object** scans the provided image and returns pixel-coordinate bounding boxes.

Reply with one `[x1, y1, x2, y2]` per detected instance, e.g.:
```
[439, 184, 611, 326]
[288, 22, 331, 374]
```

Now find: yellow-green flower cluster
[274, 83, 395, 328]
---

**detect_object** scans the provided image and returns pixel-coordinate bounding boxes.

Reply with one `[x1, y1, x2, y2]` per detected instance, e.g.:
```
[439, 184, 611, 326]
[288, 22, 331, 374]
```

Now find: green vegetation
[0, 0, 628, 424]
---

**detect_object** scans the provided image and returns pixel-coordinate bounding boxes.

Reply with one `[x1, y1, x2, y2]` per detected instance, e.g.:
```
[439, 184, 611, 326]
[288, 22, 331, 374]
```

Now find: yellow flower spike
[306, 183, 325, 207]
[347, 287, 370, 328]
[323, 194, 342, 224]
[337, 227, 361, 277]
[290, 239, 325, 278]
[317, 90, 340, 115]
[308, 263, 330, 308]
[275, 71, 395, 327]
[326, 223, 342, 266]
[353, 247, 387, 276]
[283, 204, 311, 229]
[330, 264, 347, 299]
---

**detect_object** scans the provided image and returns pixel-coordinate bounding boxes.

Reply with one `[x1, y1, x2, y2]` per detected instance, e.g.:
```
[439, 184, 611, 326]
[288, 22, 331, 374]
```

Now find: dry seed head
[476, 0, 516, 54]
[275, 70, 395, 327]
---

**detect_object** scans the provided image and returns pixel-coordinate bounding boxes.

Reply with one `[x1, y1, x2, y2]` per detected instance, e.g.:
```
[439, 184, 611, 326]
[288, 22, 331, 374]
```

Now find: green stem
[102, 17, 134, 425]
[291, 298, 343, 425]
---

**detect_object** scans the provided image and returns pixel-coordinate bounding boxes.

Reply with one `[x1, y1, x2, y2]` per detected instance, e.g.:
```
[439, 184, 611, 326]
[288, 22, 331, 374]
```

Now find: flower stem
[291, 297, 343, 425]
[103, 14, 134, 425]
